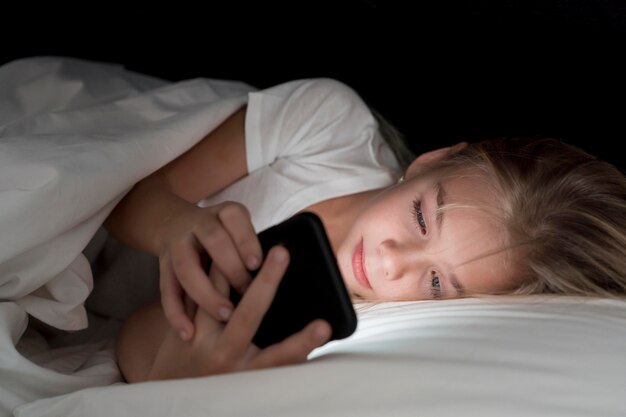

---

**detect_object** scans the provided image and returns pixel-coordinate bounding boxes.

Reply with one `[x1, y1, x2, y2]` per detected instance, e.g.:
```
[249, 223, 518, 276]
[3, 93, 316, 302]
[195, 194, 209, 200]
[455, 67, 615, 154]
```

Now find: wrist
[153, 201, 200, 257]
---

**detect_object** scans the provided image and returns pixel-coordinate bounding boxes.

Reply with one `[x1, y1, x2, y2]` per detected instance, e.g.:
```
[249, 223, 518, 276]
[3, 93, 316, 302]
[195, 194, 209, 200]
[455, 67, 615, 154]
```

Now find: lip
[352, 239, 372, 289]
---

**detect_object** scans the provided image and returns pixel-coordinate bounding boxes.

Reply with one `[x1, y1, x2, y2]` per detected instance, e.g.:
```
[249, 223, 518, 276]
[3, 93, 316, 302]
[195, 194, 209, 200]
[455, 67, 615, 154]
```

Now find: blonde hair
[433, 137, 626, 298]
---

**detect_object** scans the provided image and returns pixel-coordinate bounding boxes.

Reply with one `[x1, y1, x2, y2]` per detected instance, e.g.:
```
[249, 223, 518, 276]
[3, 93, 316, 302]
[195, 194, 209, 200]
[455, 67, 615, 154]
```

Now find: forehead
[437, 174, 514, 294]
[440, 171, 495, 205]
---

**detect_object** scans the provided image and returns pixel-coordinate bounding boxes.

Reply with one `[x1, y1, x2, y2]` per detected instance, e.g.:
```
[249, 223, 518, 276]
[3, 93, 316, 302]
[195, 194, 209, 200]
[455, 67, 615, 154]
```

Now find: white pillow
[15, 296, 626, 417]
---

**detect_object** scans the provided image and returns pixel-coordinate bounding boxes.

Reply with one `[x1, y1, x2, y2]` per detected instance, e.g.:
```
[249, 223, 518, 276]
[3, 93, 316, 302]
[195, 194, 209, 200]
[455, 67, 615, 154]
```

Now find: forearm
[104, 171, 196, 256]
[104, 105, 247, 255]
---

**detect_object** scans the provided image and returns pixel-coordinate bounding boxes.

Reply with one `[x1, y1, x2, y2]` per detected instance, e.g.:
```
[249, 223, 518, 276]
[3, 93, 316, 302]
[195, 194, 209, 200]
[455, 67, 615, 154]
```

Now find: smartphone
[229, 211, 357, 349]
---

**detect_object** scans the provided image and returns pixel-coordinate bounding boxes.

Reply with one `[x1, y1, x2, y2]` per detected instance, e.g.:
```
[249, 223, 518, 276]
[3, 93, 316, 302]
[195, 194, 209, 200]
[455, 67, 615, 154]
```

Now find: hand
[147, 246, 332, 380]
[158, 201, 263, 341]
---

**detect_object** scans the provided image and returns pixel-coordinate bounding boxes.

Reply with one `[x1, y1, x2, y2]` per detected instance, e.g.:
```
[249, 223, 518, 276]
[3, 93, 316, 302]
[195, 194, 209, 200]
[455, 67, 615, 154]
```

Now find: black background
[2, 1, 625, 172]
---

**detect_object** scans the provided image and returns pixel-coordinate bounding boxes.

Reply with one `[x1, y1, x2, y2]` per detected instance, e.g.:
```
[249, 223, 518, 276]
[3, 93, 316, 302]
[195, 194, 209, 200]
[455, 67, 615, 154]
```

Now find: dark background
[2, 1, 625, 172]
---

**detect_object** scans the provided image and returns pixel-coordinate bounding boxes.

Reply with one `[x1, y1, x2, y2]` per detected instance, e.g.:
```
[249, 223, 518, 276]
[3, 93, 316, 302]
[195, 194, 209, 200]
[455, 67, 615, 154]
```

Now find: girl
[106, 78, 626, 382]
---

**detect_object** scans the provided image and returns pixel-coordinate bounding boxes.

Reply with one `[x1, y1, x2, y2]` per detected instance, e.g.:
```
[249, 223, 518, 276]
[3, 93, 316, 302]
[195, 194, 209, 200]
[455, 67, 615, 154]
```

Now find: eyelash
[430, 272, 442, 299]
[411, 199, 427, 235]
[412, 199, 443, 299]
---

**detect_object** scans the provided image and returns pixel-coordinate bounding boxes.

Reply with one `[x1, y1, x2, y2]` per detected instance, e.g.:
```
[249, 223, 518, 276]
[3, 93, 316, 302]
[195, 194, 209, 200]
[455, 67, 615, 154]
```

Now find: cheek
[359, 195, 410, 232]
[337, 252, 352, 287]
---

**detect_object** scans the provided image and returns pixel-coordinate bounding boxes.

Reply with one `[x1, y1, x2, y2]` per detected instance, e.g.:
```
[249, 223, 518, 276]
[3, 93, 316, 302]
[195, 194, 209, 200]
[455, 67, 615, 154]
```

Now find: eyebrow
[434, 181, 446, 238]
[434, 182, 465, 297]
[449, 272, 465, 296]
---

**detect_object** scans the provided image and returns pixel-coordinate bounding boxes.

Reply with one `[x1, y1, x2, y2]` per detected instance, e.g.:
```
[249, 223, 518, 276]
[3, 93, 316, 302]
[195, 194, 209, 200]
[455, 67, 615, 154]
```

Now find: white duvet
[1, 57, 626, 417]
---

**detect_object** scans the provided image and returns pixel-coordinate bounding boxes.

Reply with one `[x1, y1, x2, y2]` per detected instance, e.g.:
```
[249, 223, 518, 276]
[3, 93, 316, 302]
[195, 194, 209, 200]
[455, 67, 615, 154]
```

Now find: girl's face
[336, 170, 515, 301]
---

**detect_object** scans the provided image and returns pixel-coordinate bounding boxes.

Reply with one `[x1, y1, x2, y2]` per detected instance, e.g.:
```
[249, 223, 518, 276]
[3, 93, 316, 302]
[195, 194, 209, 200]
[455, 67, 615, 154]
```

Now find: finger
[159, 255, 195, 341]
[251, 320, 332, 369]
[192, 297, 227, 340]
[170, 238, 234, 322]
[192, 267, 231, 337]
[220, 246, 289, 353]
[194, 209, 252, 293]
[183, 294, 198, 319]
[216, 202, 263, 273]
[208, 264, 232, 298]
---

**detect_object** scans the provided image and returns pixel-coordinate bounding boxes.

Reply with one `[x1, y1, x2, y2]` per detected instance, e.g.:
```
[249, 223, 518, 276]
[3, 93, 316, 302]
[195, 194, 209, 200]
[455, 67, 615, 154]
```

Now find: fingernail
[247, 255, 259, 270]
[218, 307, 232, 321]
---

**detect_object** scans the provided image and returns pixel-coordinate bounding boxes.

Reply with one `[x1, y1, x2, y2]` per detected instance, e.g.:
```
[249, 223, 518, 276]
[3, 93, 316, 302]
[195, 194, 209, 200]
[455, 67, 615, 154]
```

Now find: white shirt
[200, 78, 401, 232]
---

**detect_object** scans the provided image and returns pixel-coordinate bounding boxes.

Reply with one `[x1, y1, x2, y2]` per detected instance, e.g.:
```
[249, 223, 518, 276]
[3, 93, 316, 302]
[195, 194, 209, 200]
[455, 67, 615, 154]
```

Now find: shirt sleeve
[201, 78, 401, 232]
[246, 78, 388, 174]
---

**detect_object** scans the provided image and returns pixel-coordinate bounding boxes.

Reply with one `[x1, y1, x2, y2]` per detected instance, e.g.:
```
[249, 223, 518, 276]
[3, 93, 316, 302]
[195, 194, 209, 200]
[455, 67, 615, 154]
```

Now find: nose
[377, 239, 426, 281]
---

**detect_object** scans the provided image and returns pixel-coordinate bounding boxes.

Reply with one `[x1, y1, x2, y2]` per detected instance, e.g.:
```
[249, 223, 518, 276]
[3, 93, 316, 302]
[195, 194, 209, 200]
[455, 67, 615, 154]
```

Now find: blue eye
[411, 199, 427, 235]
[430, 272, 442, 299]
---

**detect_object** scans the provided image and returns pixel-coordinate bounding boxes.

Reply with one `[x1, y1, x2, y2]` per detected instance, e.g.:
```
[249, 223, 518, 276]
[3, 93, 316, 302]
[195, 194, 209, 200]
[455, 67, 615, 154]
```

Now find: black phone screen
[229, 212, 357, 349]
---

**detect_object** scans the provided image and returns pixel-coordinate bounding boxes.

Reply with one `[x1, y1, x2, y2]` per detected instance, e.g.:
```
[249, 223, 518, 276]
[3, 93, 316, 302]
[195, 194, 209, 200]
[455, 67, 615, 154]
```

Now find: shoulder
[258, 78, 369, 116]
[288, 78, 361, 100]
[245, 78, 378, 164]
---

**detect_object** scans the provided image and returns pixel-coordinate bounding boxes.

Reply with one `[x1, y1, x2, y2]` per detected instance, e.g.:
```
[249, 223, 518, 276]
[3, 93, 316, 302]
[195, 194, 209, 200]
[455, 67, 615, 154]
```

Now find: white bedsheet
[0, 56, 252, 416]
[13, 297, 626, 417]
[2, 57, 626, 417]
